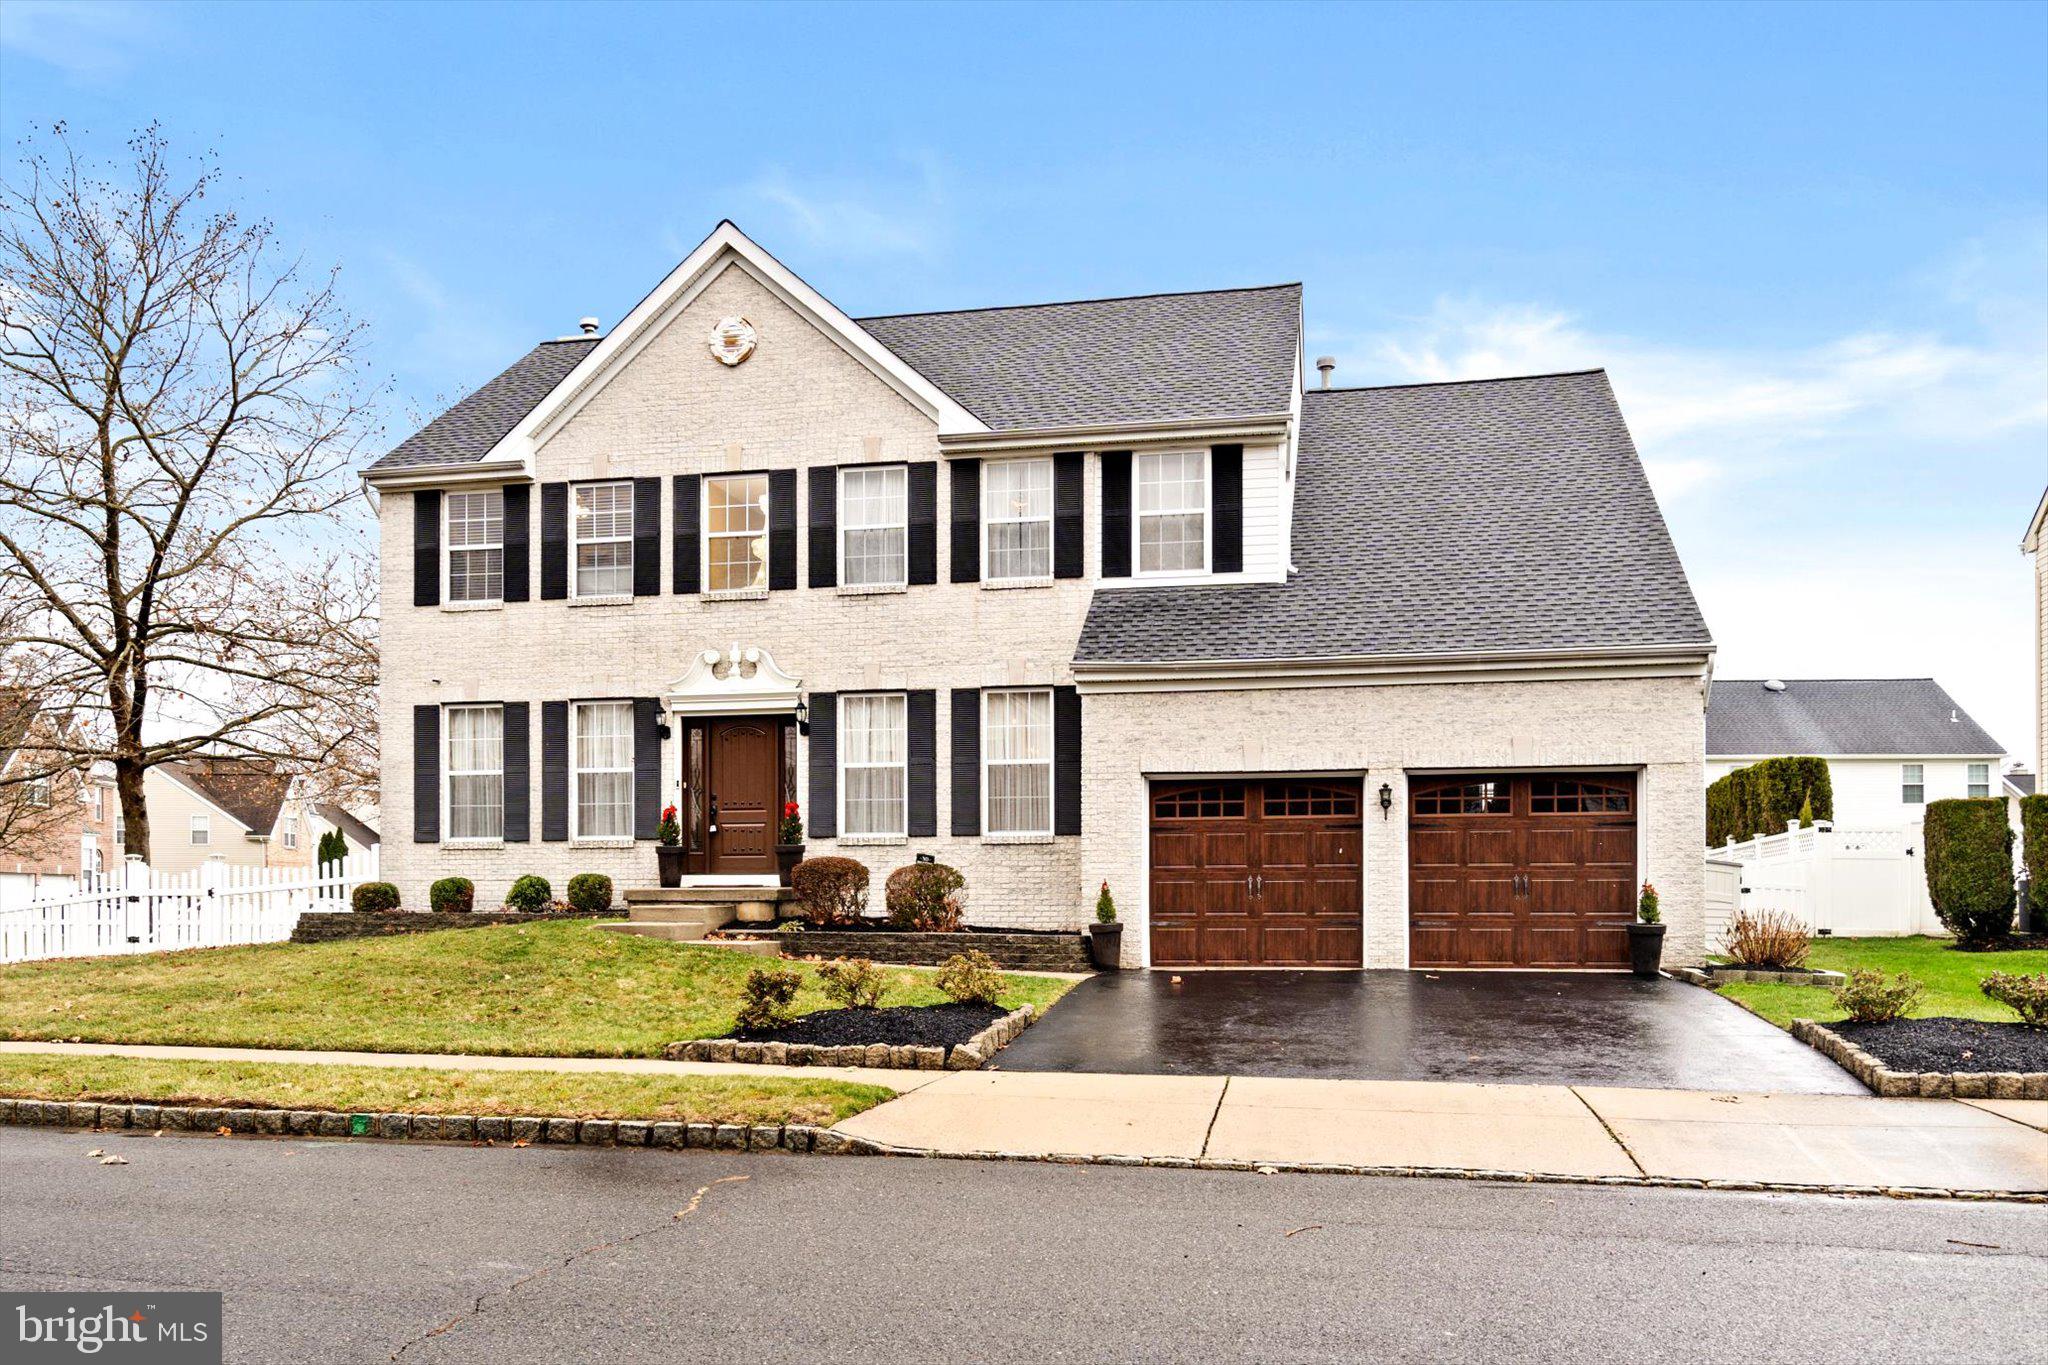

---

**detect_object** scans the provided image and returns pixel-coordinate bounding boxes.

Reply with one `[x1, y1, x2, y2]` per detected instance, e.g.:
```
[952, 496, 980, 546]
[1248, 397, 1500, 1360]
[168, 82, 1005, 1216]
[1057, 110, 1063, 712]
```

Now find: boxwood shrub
[505, 874, 552, 913]
[1922, 798, 2015, 946]
[429, 876, 475, 914]
[789, 856, 870, 926]
[2020, 793, 2048, 930]
[1706, 756, 1834, 846]
[885, 862, 965, 931]
[351, 881, 401, 914]
[565, 873, 614, 914]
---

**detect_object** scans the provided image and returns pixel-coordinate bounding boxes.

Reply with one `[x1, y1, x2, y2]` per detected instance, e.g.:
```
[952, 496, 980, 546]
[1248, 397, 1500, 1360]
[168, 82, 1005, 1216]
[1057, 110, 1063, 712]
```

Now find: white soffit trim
[937, 411, 1291, 456]
[1071, 644, 1716, 694]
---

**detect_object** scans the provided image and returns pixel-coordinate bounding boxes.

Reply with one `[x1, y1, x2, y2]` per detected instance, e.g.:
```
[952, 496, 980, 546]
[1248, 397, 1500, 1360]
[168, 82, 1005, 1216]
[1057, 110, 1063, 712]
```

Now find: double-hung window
[572, 482, 634, 597]
[1901, 764, 1925, 804]
[446, 705, 505, 841]
[840, 694, 907, 837]
[446, 490, 504, 603]
[984, 458, 1052, 581]
[573, 701, 634, 839]
[25, 779, 49, 808]
[282, 816, 299, 850]
[1135, 450, 1208, 573]
[984, 688, 1053, 835]
[840, 466, 907, 589]
[190, 814, 209, 846]
[1967, 763, 1991, 799]
[705, 474, 769, 594]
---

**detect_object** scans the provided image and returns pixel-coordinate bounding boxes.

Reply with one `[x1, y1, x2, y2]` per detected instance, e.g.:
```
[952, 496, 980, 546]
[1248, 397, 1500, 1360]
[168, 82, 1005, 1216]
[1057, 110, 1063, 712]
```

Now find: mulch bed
[734, 1003, 1004, 1048]
[1948, 935, 2048, 952]
[1831, 1017, 2048, 1074]
[722, 918, 1075, 938]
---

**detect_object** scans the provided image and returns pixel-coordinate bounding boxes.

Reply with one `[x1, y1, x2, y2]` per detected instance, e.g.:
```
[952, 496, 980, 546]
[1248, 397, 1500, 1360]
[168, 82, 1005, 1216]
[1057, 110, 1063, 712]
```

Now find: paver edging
[661, 1003, 1038, 1071]
[1791, 1018, 2048, 1100]
[1668, 965, 1848, 987]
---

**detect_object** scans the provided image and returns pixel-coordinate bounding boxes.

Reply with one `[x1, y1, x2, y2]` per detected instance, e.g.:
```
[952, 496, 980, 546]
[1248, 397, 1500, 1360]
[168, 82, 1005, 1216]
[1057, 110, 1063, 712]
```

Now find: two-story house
[363, 222, 1714, 969]
[143, 757, 313, 877]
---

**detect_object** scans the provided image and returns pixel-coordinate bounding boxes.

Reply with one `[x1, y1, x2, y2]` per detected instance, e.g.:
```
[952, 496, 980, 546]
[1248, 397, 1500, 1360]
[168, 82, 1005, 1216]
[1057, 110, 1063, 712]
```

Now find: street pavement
[1, 1125, 2042, 1364]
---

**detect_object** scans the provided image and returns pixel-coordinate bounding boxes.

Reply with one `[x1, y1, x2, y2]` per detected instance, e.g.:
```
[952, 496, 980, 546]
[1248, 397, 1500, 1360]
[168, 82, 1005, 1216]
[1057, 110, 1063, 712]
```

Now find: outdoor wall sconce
[655, 721, 672, 740]
[795, 698, 810, 735]
[1378, 783, 1394, 819]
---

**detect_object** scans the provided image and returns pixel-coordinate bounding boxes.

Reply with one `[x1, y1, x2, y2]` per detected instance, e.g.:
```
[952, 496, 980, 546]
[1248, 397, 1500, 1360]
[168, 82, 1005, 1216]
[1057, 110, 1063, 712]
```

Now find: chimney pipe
[1315, 356, 1336, 390]
[578, 317, 601, 336]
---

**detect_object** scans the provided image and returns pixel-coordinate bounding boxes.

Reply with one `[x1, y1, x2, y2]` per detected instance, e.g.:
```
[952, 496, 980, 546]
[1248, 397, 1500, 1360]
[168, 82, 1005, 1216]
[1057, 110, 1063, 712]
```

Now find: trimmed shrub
[734, 966, 803, 1034]
[1831, 968, 1923, 1024]
[505, 875, 552, 913]
[2021, 794, 2048, 930]
[1923, 798, 2015, 945]
[565, 873, 614, 915]
[429, 877, 475, 914]
[1096, 880, 1118, 924]
[1638, 881, 1661, 925]
[1705, 756, 1834, 847]
[935, 950, 1004, 1008]
[1721, 908, 1811, 969]
[351, 881, 400, 914]
[816, 957, 889, 1010]
[789, 856, 870, 926]
[1980, 971, 2048, 1027]
[885, 862, 965, 931]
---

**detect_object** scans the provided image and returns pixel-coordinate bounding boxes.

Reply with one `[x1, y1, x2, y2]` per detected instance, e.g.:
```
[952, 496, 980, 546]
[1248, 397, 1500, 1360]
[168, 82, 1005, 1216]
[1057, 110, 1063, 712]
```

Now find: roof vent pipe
[1763, 678, 1787, 692]
[1315, 356, 1336, 390]
[579, 317, 601, 336]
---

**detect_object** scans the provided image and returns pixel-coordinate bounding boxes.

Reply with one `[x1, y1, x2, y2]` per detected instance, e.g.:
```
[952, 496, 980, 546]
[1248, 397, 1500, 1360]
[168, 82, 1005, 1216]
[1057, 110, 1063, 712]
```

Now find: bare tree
[0, 125, 381, 861]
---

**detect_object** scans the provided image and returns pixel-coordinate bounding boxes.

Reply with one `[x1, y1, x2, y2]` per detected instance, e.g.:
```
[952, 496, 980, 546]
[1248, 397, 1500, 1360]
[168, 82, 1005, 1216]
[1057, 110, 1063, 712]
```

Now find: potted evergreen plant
[655, 804, 685, 887]
[775, 801, 804, 886]
[1629, 880, 1665, 978]
[1088, 880, 1123, 970]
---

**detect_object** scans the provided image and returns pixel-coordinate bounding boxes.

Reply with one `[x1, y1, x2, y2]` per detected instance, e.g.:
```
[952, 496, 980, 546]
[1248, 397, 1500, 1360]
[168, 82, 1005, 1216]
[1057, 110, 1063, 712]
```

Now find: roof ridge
[855, 281, 1301, 323]
[1304, 369, 1607, 396]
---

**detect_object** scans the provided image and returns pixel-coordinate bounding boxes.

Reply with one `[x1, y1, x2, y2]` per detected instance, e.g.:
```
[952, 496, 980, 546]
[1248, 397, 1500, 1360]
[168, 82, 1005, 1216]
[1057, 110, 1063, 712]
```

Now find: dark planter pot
[655, 845, 686, 889]
[1627, 922, 1666, 979]
[776, 844, 803, 887]
[1087, 922, 1124, 971]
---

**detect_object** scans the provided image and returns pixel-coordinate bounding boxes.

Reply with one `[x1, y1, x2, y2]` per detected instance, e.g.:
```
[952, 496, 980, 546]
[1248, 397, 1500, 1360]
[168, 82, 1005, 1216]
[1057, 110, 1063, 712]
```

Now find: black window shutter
[1099, 452, 1131, 578]
[633, 698, 661, 838]
[808, 467, 837, 589]
[807, 693, 837, 838]
[502, 485, 531, 603]
[769, 468, 798, 591]
[539, 483, 568, 600]
[1054, 685, 1082, 836]
[907, 463, 937, 586]
[412, 705, 440, 842]
[949, 458, 981, 584]
[632, 477, 661, 596]
[1053, 451, 1084, 579]
[541, 701, 569, 841]
[672, 476, 700, 595]
[951, 688, 980, 836]
[502, 702, 530, 842]
[907, 689, 937, 837]
[412, 491, 441, 608]
[1211, 444, 1244, 574]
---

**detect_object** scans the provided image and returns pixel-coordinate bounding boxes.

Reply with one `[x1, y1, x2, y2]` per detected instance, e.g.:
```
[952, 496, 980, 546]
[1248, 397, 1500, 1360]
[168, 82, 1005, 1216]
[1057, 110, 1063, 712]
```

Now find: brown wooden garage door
[1149, 780, 1362, 967]
[1408, 773, 1637, 969]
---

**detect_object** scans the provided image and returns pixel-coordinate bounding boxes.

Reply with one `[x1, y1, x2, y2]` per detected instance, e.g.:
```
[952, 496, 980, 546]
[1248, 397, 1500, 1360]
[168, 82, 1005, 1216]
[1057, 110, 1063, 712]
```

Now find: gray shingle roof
[1706, 679, 2004, 757]
[1075, 370, 1710, 665]
[2006, 770, 2035, 797]
[856, 285, 1301, 431]
[366, 338, 598, 473]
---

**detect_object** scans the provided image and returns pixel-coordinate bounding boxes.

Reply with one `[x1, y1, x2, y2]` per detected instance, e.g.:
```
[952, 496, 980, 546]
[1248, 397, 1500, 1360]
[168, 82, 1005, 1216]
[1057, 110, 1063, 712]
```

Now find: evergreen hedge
[1922, 798, 2015, 946]
[2021, 794, 2048, 930]
[1705, 756, 1834, 846]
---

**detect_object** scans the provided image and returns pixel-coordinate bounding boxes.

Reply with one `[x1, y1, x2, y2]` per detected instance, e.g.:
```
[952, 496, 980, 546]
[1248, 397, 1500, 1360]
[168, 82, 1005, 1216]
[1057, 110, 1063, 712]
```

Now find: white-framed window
[572, 482, 635, 597]
[1901, 764, 1925, 804]
[1967, 763, 1991, 799]
[572, 701, 634, 839]
[446, 704, 505, 841]
[115, 816, 125, 848]
[25, 778, 49, 808]
[281, 815, 298, 850]
[84, 784, 103, 822]
[839, 465, 908, 589]
[445, 489, 505, 604]
[840, 693, 907, 837]
[80, 838, 102, 890]
[1135, 450, 1209, 574]
[704, 473, 770, 594]
[984, 688, 1053, 836]
[984, 457, 1053, 581]
[190, 813, 210, 846]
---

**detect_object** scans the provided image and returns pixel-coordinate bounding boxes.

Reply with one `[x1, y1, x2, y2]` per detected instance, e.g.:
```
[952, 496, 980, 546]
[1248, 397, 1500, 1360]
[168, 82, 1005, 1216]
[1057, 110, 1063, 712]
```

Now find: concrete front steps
[597, 886, 796, 956]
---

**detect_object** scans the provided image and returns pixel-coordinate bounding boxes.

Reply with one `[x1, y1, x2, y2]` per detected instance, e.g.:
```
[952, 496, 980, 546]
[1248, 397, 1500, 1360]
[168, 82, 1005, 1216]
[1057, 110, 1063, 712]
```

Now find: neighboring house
[311, 803, 381, 860]
[0, 698, 118, 908]
[143, 758, 312, 876]
[361, 221, 1714, 970]
[1705, 679, 2006, 833]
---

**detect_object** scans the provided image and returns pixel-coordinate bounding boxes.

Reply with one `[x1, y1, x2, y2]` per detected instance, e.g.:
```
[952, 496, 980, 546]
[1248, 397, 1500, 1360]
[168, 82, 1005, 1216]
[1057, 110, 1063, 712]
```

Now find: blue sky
[5, 0, 2045, 759]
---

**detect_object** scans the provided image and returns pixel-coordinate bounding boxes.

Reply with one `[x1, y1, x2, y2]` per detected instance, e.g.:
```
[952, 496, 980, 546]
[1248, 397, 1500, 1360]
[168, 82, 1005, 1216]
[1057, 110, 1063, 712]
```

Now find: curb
[2, 1099, 2040, 1205]
[663, 1003, 1038, 1071]
[1791, 1018, 2048, 1100]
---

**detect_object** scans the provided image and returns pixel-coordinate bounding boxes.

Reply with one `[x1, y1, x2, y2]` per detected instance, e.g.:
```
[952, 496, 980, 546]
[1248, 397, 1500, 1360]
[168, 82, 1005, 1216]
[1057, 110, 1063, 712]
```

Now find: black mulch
[722, 918, 1075, 938]
[1831, 1017, 2048, 1074]
[733, 1003, 1004, 1048]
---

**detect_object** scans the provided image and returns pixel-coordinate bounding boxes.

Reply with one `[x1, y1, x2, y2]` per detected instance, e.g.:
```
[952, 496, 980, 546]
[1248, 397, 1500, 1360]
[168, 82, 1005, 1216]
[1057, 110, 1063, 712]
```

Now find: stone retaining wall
[290, 909, 607, 944]
[780, 929, 1091, 972]
[665, 1004, 1036, 1071]
[1792, 1018, 2048, 1099]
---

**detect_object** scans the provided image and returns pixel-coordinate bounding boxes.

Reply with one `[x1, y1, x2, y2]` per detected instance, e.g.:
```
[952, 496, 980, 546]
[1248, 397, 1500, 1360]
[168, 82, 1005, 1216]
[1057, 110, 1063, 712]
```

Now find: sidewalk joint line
[1199, 1075, 1231, 1160]
[1570, 1086, 1646, 1177]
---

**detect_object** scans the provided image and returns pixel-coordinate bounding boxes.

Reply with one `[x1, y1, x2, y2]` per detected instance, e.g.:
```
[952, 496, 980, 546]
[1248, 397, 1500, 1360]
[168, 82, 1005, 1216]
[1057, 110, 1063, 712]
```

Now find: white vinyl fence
[0, 850, 380, 964]
[1706, 821, 1941, 949]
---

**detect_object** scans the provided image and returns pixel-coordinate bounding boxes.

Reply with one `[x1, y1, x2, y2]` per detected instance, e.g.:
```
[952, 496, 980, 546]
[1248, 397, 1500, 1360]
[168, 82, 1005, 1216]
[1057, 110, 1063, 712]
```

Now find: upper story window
[572, 482, 634, 598]
[115, 816, 125, 848]
[1967, 763, 1991, 799]
[446, 490, 505, 603]
[25, 778, 50, 808]
[705, 474, 769, 594]
[572, 701, 634, 839]
[840, 465, 907, 589]
[1136, 450, 1208, 574]
[446, 704, 504, 841]
[1901, 764, 1925, 804]
[984, 688, 1053, 835]
[840, 693, 906, 837]
[984, 458, 1052, 581]
[281, 816, 299, 850]
[190, 813, 210, 846]
[84, 784, 103, 822]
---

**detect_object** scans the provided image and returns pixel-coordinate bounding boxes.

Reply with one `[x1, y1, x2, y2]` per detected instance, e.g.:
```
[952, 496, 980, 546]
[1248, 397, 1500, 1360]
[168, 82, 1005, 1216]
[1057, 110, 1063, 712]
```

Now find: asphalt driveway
[996, 970, 1866, 1094]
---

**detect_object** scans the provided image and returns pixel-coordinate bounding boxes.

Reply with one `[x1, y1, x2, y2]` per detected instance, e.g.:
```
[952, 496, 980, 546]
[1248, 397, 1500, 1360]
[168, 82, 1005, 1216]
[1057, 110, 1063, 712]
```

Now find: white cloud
[713, 155, 951, 261]
[0, 0, 161, 81]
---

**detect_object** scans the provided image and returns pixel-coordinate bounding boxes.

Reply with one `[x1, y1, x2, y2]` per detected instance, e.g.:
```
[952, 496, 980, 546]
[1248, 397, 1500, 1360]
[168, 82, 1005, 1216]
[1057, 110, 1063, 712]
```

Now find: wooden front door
[705, 718, 779, 875]
[1408, 773, 1637, 968]
[1149, 779, 1363, 967]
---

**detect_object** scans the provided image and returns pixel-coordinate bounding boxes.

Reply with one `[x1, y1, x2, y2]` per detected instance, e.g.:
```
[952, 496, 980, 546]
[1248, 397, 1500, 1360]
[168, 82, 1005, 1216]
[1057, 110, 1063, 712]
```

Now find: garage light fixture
[1378, 783, 1393, 819]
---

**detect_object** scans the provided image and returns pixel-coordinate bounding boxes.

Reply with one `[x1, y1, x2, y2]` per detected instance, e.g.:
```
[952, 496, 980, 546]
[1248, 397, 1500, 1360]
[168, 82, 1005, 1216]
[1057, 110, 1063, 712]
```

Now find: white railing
[0, 850, 380, 964]
[1707, 820, 1941, 944]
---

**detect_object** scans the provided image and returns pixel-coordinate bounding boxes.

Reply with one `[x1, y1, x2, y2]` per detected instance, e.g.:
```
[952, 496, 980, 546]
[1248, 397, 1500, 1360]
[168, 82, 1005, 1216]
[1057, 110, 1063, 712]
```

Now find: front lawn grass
[0, 1054, 891, 1124]
[0, 921, 1074, 1057]
[1716, 935, 2048, 1029]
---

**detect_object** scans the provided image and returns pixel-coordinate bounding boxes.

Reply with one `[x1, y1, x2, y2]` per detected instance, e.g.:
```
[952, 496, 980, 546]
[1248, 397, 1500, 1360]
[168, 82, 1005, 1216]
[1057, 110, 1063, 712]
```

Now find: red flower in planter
[783, 801, 799, 817]
[662, 804, 678, 823]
